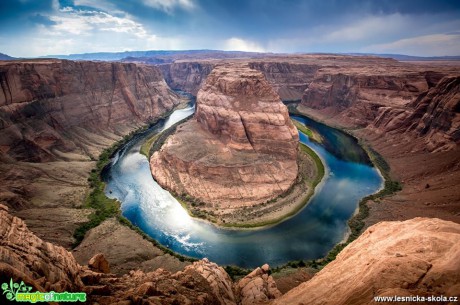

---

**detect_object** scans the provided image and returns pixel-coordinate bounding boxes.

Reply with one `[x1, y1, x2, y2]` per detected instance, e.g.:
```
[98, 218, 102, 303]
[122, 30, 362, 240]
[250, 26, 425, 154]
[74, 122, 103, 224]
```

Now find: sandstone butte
[150, 64, 303, 222]
[1, 203, 459, 305]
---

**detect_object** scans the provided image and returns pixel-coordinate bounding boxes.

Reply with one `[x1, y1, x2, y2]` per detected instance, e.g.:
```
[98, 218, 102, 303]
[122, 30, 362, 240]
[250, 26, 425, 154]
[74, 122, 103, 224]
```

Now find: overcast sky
[1, 0, 459, 57]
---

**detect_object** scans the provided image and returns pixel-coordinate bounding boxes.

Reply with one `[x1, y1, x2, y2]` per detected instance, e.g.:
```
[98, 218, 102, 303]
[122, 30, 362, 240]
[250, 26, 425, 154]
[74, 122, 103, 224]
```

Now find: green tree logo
[2, 279, 33, 301]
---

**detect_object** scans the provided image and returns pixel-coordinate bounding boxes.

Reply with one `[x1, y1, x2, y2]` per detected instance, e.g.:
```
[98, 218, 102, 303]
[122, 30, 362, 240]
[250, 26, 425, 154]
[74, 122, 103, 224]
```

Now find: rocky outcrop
[3, 201, 459, 305]
[195, 64, 299, 158]
[150, 64, 299, 212]
[301, 68, 430, 126]
[273, 217, 460, 305]
[185, 258, 236, 305]
[88, 253, 110, 274]
[0, 204, 239, 305]
[0, 59, 180, 247]
[0, 204, 84, 293]
[236, 264, 281, 305]
[299, 65, 459, 151]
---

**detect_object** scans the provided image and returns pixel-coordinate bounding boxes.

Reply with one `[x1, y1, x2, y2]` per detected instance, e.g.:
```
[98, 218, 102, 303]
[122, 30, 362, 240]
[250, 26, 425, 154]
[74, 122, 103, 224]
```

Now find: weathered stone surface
[185, 258, 236, 305]
[73, 218, 190, 275]
[273, 218, 460, 305]
[0, 205, 236, 304]
[88, 253, 110, 274]
[236, 264, 281, 305]
[151, 64, 299, 210]
[159, 61, 214, 95]
[0, 204, 84, 292]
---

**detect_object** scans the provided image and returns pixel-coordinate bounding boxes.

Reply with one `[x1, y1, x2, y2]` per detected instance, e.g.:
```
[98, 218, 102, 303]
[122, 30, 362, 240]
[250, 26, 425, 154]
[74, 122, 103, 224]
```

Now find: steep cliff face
[195, 64, 299, 158]
[160, 60, 320, 101]
[299, 66, 459, 151]
[274, 217, 460, 305]
[0, 204, 84, 293]
[248, 61, 319, 101]
[151, 64, 299, 212]
[373, 76, 460, 152]
[301, 69, 430, 126]
[0, 60, 179, 162]
[0, 59, 180, 248]
[159, 62, 214, 95]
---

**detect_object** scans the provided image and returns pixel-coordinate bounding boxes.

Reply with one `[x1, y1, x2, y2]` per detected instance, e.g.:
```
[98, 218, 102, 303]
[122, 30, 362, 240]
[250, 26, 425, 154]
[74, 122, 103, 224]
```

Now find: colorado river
[103, 102, 383, 268]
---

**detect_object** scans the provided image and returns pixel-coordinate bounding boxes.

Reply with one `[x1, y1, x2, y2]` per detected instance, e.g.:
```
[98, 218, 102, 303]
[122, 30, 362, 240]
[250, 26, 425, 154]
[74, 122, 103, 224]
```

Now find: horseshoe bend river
[103, 103, 383, 268]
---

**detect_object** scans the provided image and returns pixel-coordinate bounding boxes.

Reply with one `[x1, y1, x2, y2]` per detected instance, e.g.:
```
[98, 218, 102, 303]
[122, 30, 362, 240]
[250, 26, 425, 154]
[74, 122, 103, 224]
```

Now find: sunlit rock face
[273, 217, 460, 305]
[150, 64, 299, 209]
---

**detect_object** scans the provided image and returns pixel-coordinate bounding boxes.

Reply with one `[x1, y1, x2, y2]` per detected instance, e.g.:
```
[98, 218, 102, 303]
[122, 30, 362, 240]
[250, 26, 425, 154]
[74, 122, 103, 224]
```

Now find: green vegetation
[140, 133, 161, 157]
[73, 107, 180, 247]
[292, 119, 323, 143]
[224, 265, 252, 280]
[73, 134, 132, 246]
[272, 105, 404, 274]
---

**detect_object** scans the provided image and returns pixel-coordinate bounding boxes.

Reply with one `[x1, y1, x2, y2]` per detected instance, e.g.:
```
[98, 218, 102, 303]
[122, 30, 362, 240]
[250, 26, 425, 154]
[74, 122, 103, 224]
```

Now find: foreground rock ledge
[150, 64, 299, 217]
[1, 202, 459, 305]
[274, 217, 460, 305]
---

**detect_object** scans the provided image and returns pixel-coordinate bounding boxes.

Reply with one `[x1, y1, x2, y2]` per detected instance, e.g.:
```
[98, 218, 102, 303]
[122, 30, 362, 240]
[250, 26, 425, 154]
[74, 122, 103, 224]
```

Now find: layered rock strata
[150, 64, 299, 212]
[0, 59, 180, 247]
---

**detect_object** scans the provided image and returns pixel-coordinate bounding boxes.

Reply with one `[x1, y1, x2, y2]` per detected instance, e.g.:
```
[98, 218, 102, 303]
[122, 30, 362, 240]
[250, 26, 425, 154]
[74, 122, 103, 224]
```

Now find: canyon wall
[0, 203, 280, 305]
[0, 59, 180, 247]
[159, 62, 214, 95]
[151, 64, 299, 212]
[0, 59, 179, 162]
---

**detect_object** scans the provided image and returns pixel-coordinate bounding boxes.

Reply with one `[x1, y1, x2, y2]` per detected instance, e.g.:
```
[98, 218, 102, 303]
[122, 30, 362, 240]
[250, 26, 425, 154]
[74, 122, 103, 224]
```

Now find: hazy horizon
[1, 0, 460, 58]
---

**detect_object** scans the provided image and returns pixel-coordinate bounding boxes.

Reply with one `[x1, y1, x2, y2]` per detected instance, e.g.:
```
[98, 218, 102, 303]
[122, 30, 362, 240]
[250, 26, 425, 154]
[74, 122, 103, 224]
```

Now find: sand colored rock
[0, 204, 84, 292]
[88, 253, 110, 274]
[0, 205, 237, 304]
[273, 218, 460, 305]
[151, 64, 299, 210]
[185, 258, 236, 305]
[73, 218, 190, 275]
[236, 264, 281, 305]
[0, 59, 179, 162]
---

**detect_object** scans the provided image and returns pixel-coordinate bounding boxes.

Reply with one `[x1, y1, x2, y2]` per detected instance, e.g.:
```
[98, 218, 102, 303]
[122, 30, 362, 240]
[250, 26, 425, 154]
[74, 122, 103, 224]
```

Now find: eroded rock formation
[273, 217, 460, 305]
[0, 203, 280, 305]
[0, 59, 179, 162]
[2, 202, 459, 305]
[0, 59, 180, 248]
[150, 64, 299, 212]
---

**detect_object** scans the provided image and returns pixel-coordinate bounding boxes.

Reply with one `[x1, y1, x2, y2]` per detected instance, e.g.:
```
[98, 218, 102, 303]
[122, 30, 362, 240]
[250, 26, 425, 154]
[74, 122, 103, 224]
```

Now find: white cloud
[363, 33, 460, 56]
[222, 37, 265, 52]
[3, 5, 193, 57]
[48, 7, 150, 38]
[142, 0, 196, 13]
